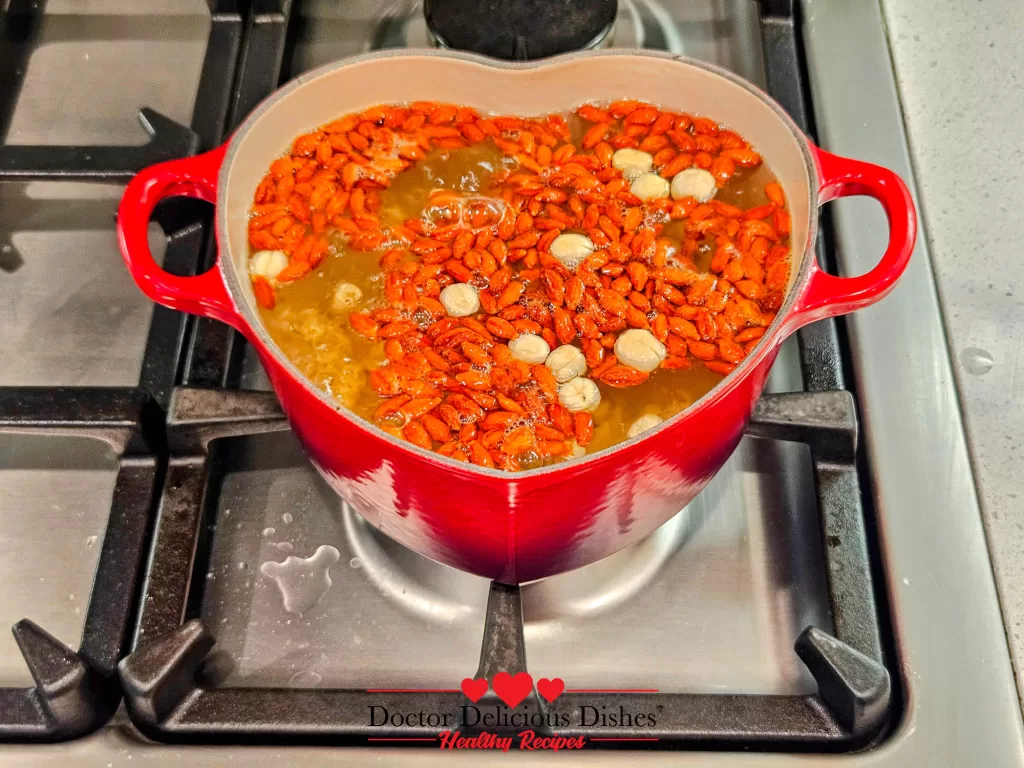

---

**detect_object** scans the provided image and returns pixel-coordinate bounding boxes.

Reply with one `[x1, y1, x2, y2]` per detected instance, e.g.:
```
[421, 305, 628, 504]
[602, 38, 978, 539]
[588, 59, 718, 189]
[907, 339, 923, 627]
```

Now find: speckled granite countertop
[881, 0, 1024, 703]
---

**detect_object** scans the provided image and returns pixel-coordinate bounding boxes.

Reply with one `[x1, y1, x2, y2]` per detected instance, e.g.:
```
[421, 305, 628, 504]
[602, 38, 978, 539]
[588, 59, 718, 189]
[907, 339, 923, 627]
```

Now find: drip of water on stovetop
[960, 346, 994, 376]
[260, 544, 341, 615]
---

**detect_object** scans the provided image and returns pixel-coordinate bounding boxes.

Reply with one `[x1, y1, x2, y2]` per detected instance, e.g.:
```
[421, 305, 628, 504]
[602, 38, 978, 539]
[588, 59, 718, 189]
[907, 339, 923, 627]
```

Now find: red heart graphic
[491, 671, 533, 709]
[536, 677, 565, 703]
[460, 677, 488, 703]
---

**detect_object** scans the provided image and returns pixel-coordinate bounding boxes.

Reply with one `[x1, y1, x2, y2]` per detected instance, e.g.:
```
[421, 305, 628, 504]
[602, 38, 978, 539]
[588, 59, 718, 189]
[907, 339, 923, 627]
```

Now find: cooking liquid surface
[254, 109, 787, 463]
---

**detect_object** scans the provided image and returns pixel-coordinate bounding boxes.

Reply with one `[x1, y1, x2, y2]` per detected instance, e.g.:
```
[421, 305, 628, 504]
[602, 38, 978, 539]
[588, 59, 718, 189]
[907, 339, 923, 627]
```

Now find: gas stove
[0, 1, 1020, 766]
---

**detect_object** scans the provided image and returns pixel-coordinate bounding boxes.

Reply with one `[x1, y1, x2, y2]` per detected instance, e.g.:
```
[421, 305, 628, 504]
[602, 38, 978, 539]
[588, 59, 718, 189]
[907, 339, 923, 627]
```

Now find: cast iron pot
[117, 51, 916, 583]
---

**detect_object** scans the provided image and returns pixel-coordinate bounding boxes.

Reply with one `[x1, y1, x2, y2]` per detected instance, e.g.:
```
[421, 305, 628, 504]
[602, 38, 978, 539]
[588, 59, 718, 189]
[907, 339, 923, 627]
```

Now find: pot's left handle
[117, 145, 244, 331]
[784, 147, 917, 334]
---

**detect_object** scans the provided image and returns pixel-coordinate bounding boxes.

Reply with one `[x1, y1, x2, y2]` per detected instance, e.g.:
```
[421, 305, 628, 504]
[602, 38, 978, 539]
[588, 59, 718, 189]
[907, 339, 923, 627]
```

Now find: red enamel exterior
[117, 73, 916, 584]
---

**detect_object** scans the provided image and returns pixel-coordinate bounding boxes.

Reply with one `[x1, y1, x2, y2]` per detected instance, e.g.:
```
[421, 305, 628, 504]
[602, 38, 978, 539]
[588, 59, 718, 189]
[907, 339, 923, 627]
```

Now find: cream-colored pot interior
[218, 49, 816, 406]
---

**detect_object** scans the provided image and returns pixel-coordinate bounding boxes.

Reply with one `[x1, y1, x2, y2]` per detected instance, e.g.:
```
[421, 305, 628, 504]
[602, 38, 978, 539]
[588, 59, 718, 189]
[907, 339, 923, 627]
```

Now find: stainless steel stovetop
[0, 0, 1021, 765]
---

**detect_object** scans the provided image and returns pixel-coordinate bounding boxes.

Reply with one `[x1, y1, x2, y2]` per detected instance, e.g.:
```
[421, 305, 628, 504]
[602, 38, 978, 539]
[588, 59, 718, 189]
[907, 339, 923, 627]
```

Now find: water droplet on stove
[903, 577, 911, 585]
[276, 541, 294, 553]
[67, 593, 74, 601]
[289, 669, 322, 687]
[260, 545, 341, 614]
[961, 347, 994, 375]
[238, 562, 248, 570]
[0, 244, 10, 253]
[263, 527, 276, 537]
[84, 535, 98, 547]
[282, 513, 294, 524]
[349, 557, 363, 569]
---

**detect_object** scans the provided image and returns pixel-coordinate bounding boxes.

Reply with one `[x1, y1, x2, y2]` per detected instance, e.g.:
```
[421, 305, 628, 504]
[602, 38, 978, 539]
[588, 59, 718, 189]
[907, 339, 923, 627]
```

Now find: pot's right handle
[116, 144, 246, 332]
[784, 147, 917, 334]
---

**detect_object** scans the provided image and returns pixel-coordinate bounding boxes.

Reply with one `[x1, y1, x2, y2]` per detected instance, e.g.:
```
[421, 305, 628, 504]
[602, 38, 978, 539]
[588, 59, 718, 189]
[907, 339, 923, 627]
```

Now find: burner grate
[118, 387, 890, 748]
[0, 0, 244, 408]
[179, 0, 292, 392]
[0, 0, 244, 741]
[0, 389, 157, 741]
[0, 108, 199, 182]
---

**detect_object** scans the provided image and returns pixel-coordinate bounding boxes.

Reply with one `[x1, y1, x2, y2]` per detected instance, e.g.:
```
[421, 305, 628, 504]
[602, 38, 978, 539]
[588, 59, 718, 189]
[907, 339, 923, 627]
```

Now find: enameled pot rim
[214, 48, 821, 480]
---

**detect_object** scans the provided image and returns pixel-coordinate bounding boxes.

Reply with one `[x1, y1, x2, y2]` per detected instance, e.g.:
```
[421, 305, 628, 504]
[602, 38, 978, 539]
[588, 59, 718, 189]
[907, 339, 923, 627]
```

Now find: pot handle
[785, 147, 917, 333]
[116, 145, 244, 330]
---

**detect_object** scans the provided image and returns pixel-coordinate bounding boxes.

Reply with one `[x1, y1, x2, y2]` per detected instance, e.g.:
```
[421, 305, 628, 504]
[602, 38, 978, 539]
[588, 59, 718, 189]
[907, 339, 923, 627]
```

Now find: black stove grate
[180, 0, 293, 392]
[119, 386, 891, 749]
[0, 0, 243, 741]
[0, 389, 157, 741]
[113, 0, 896, 750]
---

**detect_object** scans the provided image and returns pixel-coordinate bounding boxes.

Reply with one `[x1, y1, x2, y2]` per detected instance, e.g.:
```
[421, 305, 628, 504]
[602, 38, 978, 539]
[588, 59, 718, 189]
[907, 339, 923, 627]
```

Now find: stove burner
[423, 0, 617, 60]
[368, 0, 669, 55]
[340, 501, 701, 635]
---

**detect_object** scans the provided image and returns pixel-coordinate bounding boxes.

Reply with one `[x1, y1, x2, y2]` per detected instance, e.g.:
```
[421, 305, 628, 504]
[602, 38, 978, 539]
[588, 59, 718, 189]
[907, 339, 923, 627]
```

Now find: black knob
[424, 0, 617, 61]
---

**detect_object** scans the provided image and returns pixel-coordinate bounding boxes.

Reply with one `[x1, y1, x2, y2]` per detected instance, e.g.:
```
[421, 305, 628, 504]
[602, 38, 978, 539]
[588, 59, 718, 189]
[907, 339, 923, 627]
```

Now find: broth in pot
[246, 101, 791, 471]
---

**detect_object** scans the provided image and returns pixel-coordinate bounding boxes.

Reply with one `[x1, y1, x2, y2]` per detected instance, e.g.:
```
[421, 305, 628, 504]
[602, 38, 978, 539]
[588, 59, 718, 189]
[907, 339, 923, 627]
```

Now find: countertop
[881, 0, 1024, 705]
